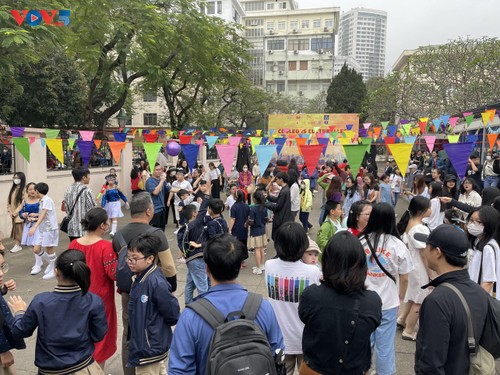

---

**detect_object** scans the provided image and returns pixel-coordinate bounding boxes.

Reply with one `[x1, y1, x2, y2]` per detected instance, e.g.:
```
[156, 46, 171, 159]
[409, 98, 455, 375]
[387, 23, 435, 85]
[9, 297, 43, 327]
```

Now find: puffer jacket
[300, 179, 313, 213]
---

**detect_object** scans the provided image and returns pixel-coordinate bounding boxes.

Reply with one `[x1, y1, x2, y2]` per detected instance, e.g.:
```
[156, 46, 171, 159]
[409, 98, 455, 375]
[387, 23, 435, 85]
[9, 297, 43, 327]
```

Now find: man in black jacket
[266, 171, 293, 241]
[414, 224, 489, 375]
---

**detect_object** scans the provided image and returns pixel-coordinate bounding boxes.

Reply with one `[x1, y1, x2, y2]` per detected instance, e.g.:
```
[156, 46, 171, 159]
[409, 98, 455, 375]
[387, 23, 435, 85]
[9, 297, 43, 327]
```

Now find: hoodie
[300, 179, 313, 213]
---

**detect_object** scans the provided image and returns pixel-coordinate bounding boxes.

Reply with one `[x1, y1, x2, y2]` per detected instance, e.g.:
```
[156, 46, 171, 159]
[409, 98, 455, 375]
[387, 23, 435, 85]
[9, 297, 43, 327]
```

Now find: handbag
[363, 235, 396, 283]
[441, 282, 495, 375]
[60, 187, 86, 233]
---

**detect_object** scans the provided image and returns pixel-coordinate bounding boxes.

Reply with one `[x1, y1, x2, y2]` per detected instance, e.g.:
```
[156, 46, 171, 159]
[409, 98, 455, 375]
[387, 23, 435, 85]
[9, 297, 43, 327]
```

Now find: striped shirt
[63, 183, 96, 237]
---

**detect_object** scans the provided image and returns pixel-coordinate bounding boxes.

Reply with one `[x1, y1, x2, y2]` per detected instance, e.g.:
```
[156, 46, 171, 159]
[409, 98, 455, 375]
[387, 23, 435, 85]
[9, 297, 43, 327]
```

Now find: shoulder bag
[363, 235, 396, 283]
[60, 187, 86, 233]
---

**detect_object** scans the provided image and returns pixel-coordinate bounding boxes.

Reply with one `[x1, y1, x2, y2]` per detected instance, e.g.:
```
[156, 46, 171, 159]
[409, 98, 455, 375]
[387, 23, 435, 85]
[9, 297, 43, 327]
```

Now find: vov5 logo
[10, 10, 70, 26]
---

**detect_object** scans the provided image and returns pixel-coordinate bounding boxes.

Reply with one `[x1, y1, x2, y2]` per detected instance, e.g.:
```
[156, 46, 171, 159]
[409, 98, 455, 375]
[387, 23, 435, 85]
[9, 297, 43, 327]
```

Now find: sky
[299, 0, 500, 72]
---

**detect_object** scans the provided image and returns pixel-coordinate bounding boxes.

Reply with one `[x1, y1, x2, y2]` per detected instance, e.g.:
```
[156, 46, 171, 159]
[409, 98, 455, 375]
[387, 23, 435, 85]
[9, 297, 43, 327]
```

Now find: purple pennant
[10, 127, 25, 137]
[113, 132, 127, 142]
[77, 140, 94, 168]
[317, 138, 329, 155]
[400, 119, 409, 124]
[359, 128, 368, 138]
[346, 124, 354, 130]
[158, 130, 165, 136]
[443, 142, 473, 181]
[180, 144, 200, 172]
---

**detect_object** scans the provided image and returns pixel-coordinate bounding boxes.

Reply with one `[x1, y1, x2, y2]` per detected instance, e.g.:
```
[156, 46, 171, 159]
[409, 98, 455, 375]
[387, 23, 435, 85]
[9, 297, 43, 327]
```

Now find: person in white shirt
[359, 203, 413, 375]
[458, 177, 482, 216]
[288, 170, 300, 221]
[168, 168, 193, 222]
[224, 184, 238, 212]
[423, 182, 445, 230]
[265, 222, 321, 375]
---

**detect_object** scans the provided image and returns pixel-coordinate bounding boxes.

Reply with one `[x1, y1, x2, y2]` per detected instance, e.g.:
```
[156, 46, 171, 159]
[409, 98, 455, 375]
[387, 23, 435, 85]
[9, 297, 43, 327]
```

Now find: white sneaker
[9, 244, 22, 253]
[31, 266, 42, 275]
[252, 267, 262, 275]
[42, 270, 56, 280]
[44, 262, 55, 275]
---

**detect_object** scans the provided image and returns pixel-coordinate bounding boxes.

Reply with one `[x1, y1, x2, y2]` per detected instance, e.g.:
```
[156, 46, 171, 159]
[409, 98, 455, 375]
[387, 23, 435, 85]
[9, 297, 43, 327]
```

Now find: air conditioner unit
[279, 70, 284, 75]
[318, 49, 324, 54]
[323, 27, 329, 32]
[292, 29, 298, 34]
[293, 50, 299, 55]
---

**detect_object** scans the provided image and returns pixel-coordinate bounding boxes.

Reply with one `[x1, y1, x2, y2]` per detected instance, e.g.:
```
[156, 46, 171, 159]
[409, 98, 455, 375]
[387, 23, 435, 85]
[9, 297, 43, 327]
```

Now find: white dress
[402, 224, 431, 304]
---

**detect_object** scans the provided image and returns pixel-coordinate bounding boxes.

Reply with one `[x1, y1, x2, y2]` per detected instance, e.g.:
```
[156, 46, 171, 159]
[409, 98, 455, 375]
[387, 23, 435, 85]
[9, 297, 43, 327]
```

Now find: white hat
[409, 164, 418, 169]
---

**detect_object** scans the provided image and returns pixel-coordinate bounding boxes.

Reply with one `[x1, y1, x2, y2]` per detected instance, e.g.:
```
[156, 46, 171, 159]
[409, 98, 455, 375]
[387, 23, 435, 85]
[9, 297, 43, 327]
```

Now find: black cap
[444, 174, 457, 182]
[414, 224, 468, 258]
[176, 168, 184, 173]
[199, 180, 207, 185]
[470, 152, 480, 159]
[326, 160, 335, 168]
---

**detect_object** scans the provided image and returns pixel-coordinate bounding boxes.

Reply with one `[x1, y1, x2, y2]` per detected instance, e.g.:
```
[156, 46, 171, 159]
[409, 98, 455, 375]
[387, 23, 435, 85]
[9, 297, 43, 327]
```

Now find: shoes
[31, 266, 42, 275]
[42, 270, 56, 280]
[109, 232, 115, 238]
[9, 244, 22, 253]
[44, 262, 55, 275]
[252, 267, 262, 275]
[396, 319, 406, 329]
[248, 249, 255, 255]
[401, 331, 417, 341]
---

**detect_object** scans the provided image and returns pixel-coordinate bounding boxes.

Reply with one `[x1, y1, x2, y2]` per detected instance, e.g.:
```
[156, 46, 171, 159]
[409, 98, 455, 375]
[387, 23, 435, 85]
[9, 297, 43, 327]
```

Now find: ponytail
[56, 249, 91, 295]
[396, 195, 431, 235]
[396, 210, 411, 235]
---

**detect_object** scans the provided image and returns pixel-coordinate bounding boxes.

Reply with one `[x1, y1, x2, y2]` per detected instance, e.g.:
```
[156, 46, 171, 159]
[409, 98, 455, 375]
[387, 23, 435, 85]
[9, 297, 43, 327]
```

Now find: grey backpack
[187, 292, 278, 375]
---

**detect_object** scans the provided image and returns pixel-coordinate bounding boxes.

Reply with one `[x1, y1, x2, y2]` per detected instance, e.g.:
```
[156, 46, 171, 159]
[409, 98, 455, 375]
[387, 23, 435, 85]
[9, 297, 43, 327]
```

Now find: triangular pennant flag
[387, 125, 397, 136]
[424, 136, 436, 152]
[40, 138, 46, 148]
[28, 136, 36, 145]
[44, 129, 60, 139]
[67, 139, 75, 150]
[440, 115, 450, 126]
[487, 133, 497, 150]
[94, 140, 101, 150]
[295, 138, 308, 147]
[206, 136, 219, 149]
[13, 138, 30, 162]
[269, 129, 275, 136]
[380, 121, 389, 130]
[343, 145, 368, 177]
[387, 143, 414, 177]
[447, 135, 461, 143]
[404, 136, 417, 144]
[179, 135, 192, 144]
[108, 141, 126, 164]
[274, 137, 287, 155]
[180, 144, 200, 172]
[144, 133, 159, 143]
[346, 124, 354, 131]
[249, 137, 262, 154]
[76, 140, 94, 168]
[255, 145, 277, 176]
[419, 117, 429, 124]
[10, 127, 25, 137]
[79, 130, 94, 141]
[373, 127, 382, 138]
[443, 142, 473, 181]
[338, 138, 350, 145]
[344, 130, 355, 139]
[482, 112, 491, 126]
[143, 143, 163, 173]
[361, 137, 373, 153]
[299, 145, 324, 171]
[419, 122, 427, 134]
[215, 144, 238, 176]
[228, 136, 242, 146]
[402, 124, 411, 136]
[467, 134, 479, 145]
[449, 117, 459, 128]
[46, 139, 64, 163]
[465, 115, 474, 127]
[497, 140, 500, 150]
[256, 130, 262, 136]
[384, 137, 396, 145]
[363, 123, 371, 130]
[317, 138, 329, 155]
[113, 132, 127, 142]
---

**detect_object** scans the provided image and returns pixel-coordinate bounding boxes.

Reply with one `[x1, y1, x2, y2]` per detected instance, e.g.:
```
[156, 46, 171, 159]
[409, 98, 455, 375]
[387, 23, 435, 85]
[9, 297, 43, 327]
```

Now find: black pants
[150, 210, 166, 231]
[211, 179, 221, 199]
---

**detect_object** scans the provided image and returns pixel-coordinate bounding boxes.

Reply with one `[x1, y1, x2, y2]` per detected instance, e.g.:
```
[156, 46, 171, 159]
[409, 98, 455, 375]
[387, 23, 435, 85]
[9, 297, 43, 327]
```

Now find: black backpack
[115, 226, 158, 293]
[187, 293, 281, 375]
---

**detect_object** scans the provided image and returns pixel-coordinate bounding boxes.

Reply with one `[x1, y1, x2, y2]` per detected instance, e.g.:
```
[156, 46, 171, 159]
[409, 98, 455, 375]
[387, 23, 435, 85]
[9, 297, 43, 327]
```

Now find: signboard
[268, 113, 359, 135]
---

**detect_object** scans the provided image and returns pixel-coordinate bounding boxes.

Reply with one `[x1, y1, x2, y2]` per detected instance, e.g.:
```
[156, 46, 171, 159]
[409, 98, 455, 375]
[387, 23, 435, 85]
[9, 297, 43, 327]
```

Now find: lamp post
[114, 109, 129, 130]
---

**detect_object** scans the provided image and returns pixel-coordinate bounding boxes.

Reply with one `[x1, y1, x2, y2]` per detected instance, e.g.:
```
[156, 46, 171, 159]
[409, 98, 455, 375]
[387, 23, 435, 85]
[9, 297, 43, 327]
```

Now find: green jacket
[316, 218, 339, 252]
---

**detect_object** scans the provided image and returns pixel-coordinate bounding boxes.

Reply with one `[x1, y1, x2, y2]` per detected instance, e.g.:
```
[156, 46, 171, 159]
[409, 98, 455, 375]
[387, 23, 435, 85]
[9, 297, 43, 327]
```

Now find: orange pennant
[94, 140, 101, 149]
[108, 142, 127, 164]
[295, 138, 308, 146]
[373, 127, 382, 138]
[487, 133, 498, 150]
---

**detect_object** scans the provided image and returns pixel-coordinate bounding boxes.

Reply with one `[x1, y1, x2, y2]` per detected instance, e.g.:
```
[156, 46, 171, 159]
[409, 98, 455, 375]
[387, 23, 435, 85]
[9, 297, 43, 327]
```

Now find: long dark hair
[396, 196, 430, 234]
[235, 189, 245, 204]
[429, 182, 445, 212]
[460, 177, 480, 194]
[56, 249, 91, 295]
[412, 175, 427, 195]
[360, 203, 401, 250]
[287, 169, 299, 188]
[130, 166, 140, 179]
[469, 206, 499, 252]
[9, 172, 26, 206]
[323, 231, 367, 294]
[326, 176, 342, 200]
[346, 200, 371, 230]
[344, 176, 357, 199]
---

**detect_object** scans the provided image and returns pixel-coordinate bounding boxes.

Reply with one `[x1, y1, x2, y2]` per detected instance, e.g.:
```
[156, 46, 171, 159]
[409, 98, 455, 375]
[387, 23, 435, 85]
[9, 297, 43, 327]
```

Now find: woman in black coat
[265, 171, 293, 241]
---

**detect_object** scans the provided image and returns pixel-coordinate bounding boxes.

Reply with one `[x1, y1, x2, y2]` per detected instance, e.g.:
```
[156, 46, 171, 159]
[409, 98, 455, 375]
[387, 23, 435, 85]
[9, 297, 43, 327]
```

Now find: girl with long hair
[396, 196, 432, 341]
[424, 181, 445, 230]
[247, 191, 268, 275]
[209, 162, 222, 199]
[7, 172, 26, 253]
[358, 203, 412, 375]
[363, 173, 379, 203]
[19, 183, 40, 250]
[229, 190, 250, 262]
[342, 176, 361, 220]
[408, 174, 429, 199]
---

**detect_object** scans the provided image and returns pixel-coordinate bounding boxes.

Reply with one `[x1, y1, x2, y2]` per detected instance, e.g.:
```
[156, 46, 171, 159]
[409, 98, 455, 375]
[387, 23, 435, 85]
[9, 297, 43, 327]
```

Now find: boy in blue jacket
[127, 233, 180, 374]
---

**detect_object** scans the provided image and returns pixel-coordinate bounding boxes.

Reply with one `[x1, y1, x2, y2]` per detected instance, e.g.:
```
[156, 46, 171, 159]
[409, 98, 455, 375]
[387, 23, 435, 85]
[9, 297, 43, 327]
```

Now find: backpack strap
[115, 230, 127, 250]
[187, 298, 225, 330]
[241, 292, 262, 321]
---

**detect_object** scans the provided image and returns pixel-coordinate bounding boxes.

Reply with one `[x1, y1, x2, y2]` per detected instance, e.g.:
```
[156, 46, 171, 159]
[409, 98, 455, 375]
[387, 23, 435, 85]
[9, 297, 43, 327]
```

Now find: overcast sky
[299, 0, 500, 72]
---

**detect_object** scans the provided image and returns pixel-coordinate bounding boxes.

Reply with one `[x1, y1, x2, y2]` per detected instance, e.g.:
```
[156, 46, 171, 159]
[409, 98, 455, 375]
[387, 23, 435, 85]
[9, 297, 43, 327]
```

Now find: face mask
[487, 156, 492, 161]
[243, 168, 248, 171]
[13, 179, 21, 185]
[467, 222, 484, 237]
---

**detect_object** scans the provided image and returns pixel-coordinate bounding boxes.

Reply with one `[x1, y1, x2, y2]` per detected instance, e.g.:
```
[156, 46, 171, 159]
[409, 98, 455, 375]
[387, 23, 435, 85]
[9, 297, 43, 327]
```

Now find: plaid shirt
[63, 183, 96, 237]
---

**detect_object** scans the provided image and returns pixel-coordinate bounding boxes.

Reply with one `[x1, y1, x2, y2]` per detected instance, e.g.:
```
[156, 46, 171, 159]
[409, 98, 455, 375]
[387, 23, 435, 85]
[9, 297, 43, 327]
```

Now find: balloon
[166, 141, 181, 156]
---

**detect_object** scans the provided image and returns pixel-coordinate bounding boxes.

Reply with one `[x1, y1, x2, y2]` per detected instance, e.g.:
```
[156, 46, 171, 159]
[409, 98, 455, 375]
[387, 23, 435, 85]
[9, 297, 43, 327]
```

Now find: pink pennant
[462, 111, 473, 118]
[228, 136, 242, 146]
[448, 117, 459, 128]
[79, 130, 94, 141]
[423, 135, 436, 152]
[215, 144, 238, 176]
[363, 123, 371, 129]
[28, 137, 36, 144]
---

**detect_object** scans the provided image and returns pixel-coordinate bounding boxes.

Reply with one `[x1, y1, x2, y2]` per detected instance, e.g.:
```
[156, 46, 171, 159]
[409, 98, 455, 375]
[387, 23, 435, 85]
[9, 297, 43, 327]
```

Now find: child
[301, 238, 321, 267]
[299, 179, 313, 232]
[224, 184, 238, 212]
[19, 182, 40, 249]
[316, 200, 344, 252]
[8, 249, 106, 374]
[28, 183, 58, 280]
[126, 233, 180, 373]
[205, 199, 228, 238]
[379, 174, 393, 206]
[247, 191, 267, 275]
[101, 174, 129, 237]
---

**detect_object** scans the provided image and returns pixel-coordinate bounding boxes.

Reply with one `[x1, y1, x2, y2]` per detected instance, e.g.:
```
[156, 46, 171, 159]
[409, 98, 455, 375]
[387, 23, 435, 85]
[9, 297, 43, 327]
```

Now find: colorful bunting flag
[113, 132, 127, 142]
[46, 139, 64, 163]
[108, 142, 126, 164]
[77, 140, 94, 168]
[482, 112, 491, 126]
[93, 140, 101, 150]
[274, 138, 287, 155]
[448, 117, 459, 128]
[179, 135, 192, 144]
[255, 145, 277, 176]
[10, 127, 25, 137]
[299, 145, 324, 171]
[487, 134, 498, 150]
[387, 143, 414, 177]
[228, 136, 242, 146]
[180, 144, 200, 172]
[13, 138, 30, 162]
[44, 129, 60, 139]
[447, 135, 461, 143]
[343, 145, 368, 177]
[143, 143, 163, 173]
[215, 144, 238, 176]
[443, 142, 473, 180]
[79, 130, 94, 141]
[424, 136, 436, 152]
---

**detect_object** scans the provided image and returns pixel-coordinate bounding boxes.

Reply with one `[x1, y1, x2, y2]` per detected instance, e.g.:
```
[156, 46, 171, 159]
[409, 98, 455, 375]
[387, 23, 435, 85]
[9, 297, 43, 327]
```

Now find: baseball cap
[325, 160, 335, 169]
[408, 164, 418, 169]
[444, 174, 457, 182]
[413, 224, 468, 258]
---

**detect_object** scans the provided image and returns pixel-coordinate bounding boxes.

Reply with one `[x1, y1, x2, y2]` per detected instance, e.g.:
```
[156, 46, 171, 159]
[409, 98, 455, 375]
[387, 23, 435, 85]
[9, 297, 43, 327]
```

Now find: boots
[42, 253, 57, 280]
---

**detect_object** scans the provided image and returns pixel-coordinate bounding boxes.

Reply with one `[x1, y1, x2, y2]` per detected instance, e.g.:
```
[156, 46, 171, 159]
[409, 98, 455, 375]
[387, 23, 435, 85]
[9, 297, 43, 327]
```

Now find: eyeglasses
[0, 263, 9, 273]
[126, 256, 147, 264]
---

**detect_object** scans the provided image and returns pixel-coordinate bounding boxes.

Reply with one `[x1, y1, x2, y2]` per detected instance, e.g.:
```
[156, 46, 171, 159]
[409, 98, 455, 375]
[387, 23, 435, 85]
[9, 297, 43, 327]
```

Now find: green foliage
[326, 64, 367, 114]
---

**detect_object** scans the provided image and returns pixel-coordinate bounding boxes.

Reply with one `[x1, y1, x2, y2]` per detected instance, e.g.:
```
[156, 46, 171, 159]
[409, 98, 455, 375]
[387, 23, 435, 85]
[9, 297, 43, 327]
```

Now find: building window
[277, 82, 285, 92]
[299, 83, 308, 92]
[203, 1, 222, 14]
[245, 19, 264, 26]
[288, 61, 297, 71]
[143, 92, 157, 102]
[246, 28, 264, 37]
[266, 22, 274, 30]
[288, 83, 297, 91]
[266, 83, 274, 92]
[288, 39, 309, 51]
[278, 21, 285, 30]
[299, 61, 308, 70]
[143, 113, 157, 126]
[311, 37, 333, 51]
[278, 2, 287, 9]
[325, 19, 333, 27]
[290, 21, 298, 29]
[232, 7, 240, 23]
[313, 19, 321, 28]
[301, 20, 309, 29]
[244, 1, 265, 11]
[267, 39, 285, 50]
[266, 3, 274, 10]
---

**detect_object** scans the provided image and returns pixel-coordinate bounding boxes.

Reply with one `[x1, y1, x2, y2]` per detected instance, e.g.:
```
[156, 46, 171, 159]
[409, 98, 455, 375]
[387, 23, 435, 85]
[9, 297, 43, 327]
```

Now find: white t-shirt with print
[172, 180, 193, 205]
[468, 239, 500, 300]
[265, 258, 321, 354]
[39, 195, 58, 232]
[360, 234, 414, 310]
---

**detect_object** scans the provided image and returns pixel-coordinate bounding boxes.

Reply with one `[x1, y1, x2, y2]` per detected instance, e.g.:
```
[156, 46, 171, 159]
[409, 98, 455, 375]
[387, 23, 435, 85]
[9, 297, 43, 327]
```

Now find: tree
[361, 76, 398, 123]
[326, 64, 366, 114]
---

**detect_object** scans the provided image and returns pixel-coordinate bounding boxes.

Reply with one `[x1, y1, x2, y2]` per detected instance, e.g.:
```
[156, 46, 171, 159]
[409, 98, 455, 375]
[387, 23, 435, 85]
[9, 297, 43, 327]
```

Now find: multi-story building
[242, 0, 339, 98]
[199, 0, 245, 25]
[338, 7, 387, 81]
[333, 56, 361, 76]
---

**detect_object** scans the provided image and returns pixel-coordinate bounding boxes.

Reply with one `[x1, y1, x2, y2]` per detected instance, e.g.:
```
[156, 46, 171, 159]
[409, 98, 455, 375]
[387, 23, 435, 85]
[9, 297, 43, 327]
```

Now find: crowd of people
[0, 148, 498, 375]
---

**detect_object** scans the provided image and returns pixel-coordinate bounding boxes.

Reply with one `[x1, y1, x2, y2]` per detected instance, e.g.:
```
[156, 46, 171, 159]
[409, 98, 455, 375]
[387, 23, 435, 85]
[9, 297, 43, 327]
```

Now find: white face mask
[487, 156, 492, 161]
[467, 222, 484, 237]
[13, 179, 21, 185]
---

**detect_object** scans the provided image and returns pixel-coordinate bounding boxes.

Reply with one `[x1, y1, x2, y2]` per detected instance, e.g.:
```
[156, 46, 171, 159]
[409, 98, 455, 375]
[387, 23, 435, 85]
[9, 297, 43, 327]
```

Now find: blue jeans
[393, 192, 400, 208]
[299, 211, 312, 231]
[484, 175, 499, 188]
[318, 205, 326, 226]
[371, 307, 397, 375]
[185, 257, 209, 305]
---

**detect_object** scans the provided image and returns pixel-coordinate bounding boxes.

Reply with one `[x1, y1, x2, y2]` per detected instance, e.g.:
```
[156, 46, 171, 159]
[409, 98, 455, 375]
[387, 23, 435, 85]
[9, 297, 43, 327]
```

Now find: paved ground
[2, 191, 415, 375]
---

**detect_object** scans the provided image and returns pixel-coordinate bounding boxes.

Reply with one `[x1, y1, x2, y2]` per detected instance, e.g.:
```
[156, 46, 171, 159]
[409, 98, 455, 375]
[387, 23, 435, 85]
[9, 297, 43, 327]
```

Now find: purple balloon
[166, 141, 181, 156]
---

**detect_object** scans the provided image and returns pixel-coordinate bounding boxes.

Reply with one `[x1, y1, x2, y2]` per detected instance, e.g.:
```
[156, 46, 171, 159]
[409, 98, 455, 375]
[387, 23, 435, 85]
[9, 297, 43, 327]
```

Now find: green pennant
[13, 138, 30, 162]
[329, 132, 338, 142]
[402, 124, 411, 135]
[44, 129, 60, 139]
[380, 121, 389, 130]
[360, 137, 373, 153]
[67, 139, 76, 149]
[143, 143, 163, 173]
[465, 115, 474, 127]
[343, 145, 368, 177]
